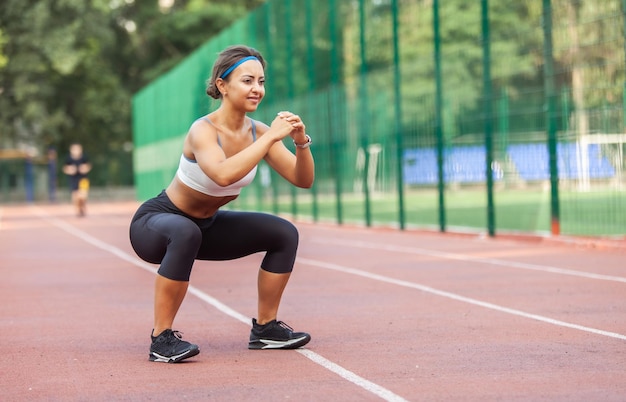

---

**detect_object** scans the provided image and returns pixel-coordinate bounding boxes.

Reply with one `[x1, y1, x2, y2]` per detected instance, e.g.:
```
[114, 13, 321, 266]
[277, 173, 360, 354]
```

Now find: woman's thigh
[196, 210, 298, 265]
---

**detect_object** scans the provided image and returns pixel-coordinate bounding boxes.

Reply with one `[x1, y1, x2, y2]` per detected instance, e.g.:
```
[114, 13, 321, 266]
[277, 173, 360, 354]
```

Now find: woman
[129, 45, 315, 363]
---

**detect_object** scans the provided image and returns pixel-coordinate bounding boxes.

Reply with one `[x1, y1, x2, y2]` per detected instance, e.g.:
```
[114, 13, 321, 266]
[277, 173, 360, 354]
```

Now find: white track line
[33, 208, 408, 402]
[298, 257, 626, 341]
[313, 238, 626, 283]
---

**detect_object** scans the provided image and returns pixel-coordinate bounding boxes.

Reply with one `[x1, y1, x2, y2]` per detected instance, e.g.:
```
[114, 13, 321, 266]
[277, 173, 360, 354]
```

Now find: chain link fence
[131, 0, 626, 238]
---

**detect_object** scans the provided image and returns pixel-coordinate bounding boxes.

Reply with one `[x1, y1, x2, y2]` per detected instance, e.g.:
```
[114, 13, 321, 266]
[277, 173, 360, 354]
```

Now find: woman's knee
[156, 219, 202, 281]
[169, 221, 202, 250]
[272, 216, 299, 246]
[260, 217, 299, 274]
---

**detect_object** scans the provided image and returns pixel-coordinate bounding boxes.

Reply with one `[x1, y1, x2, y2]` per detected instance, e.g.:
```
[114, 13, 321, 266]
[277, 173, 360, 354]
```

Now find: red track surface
[1, 201, 625, 401]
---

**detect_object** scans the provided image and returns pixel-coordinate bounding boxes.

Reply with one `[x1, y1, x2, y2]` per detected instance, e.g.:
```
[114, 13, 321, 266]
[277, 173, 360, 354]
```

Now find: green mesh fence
[132, 0, 626, 238]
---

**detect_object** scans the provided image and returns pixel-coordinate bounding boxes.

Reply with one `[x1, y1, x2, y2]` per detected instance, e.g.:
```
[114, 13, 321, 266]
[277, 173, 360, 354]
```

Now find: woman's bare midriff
[165, 176, 238, 219]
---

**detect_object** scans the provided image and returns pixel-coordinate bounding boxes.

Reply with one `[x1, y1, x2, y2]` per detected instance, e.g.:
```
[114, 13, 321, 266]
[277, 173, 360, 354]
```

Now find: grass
[233, 185, 625, 237]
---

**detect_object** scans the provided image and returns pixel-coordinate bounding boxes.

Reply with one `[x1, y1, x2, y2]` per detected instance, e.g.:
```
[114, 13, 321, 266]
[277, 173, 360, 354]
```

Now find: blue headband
[220, 56, 259, 79]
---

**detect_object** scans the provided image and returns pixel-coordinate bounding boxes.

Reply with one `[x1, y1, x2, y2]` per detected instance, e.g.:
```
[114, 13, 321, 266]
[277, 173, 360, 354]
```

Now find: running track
[1, 201, 625, 401]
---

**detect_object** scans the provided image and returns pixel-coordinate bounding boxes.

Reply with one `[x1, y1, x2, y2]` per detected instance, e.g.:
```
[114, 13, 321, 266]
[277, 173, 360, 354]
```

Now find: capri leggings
[129, 190, 299, 281]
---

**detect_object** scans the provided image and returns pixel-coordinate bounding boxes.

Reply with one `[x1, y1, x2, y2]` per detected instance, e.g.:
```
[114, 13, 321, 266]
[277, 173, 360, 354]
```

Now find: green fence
[132, 0, 626, 238]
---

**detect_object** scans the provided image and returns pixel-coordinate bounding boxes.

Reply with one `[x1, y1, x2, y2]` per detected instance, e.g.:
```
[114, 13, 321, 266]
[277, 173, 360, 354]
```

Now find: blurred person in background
[24, 153, 34, 203]
[63, 142, 91, 217]
[47, 147, 58, 203]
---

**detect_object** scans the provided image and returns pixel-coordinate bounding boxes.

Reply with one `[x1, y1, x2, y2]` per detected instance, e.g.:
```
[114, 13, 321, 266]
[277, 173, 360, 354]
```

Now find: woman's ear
[216, 78, 227, 97]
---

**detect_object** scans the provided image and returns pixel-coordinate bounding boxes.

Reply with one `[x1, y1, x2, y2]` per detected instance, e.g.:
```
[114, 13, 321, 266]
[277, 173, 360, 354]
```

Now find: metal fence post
[498, 88, 509, 160]
[482, 0, 496, 237]
[305, 0, 319, 222]
[391, 0, 405, 229]
[623, 0, 626, 129]
[328, 0, 343, 225]
[285, 0, 298, 219]
[542, 0, 561, 235]
[262, 3, 280, 215]
[359, 0, 372, 227]
[433, 0, 446, 232]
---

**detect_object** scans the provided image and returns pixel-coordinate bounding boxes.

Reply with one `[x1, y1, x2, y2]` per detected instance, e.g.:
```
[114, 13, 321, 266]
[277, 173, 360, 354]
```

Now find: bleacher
[508, 143, 615, 180]
[402, 148, 438, 185]
[403, 145, 502, 185]
[403, 143, 615, 184]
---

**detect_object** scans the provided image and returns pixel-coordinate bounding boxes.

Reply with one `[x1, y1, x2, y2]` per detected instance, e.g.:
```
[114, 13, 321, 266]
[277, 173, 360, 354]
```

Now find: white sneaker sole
[249, 335, 310, 350]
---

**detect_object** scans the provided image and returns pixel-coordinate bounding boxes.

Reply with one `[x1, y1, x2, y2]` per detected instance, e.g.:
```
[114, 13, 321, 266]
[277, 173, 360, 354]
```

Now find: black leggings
[129, 191, 299, 281]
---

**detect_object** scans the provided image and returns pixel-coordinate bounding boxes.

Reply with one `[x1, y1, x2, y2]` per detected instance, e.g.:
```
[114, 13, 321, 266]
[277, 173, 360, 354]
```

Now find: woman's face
[222, 59, 265, 111]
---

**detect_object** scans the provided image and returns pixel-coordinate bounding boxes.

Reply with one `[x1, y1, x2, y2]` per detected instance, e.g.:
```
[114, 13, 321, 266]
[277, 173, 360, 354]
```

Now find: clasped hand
[270, 111, 306, 142]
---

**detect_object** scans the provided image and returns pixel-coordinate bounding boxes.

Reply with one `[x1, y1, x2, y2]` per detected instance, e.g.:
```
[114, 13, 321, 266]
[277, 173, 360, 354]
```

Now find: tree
[0, 0, 265, 187]
[112, 0, 265, 87]
[0, 29, 7, 69]
[0, 0, 129, 170]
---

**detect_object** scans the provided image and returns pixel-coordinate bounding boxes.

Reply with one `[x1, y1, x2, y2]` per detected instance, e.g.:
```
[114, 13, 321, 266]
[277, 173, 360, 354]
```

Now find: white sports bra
[176, 117, 258, 197]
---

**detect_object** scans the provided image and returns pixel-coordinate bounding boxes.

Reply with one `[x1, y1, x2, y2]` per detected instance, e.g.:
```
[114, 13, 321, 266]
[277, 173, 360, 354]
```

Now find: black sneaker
[149, 329, 200, 363]
[248, 319, 311, 350]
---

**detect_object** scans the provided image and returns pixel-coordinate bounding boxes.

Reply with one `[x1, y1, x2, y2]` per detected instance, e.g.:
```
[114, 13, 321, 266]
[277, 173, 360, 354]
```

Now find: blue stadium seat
[403, 146, 502, 185]
[403, 148, 438, 184]
[507, 143, 615, 180]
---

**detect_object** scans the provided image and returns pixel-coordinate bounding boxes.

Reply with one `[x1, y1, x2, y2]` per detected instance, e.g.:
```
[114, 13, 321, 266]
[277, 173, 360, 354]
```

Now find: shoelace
[171, 330, 184, 340]
[276, 321, 294, 332]
[158, 330, 185, 344]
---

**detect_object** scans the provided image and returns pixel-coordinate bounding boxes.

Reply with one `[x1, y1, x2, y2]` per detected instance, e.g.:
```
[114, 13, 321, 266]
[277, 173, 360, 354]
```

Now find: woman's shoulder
[188, 115, 219, 136]
[184, 117, 220, 152]
[249, 117, 270, 134]
[192, 115, 217, 129]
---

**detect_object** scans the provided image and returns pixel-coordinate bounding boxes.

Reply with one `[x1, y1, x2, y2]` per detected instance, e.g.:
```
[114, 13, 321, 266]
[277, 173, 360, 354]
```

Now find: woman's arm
[262, 113, 315, 189]
[189, 115, 295, 187]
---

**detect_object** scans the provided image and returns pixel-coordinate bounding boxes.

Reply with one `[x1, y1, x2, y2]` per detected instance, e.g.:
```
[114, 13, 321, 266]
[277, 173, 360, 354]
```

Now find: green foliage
[0, 0, 265, 186]
[1, 0, 624, 190]
[0, 0, 123, 158]
[0, 29, 8, 69]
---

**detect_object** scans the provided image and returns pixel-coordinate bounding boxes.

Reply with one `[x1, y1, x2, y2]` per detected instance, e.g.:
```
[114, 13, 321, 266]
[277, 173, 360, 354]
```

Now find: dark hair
[206, 45, 266, 99]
